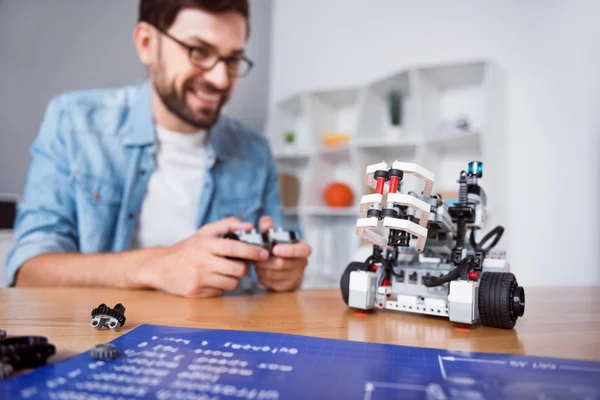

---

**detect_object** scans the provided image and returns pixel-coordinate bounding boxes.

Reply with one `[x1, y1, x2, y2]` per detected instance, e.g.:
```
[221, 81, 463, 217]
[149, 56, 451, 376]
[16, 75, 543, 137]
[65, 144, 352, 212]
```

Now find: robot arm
[356, 161, 435, 252]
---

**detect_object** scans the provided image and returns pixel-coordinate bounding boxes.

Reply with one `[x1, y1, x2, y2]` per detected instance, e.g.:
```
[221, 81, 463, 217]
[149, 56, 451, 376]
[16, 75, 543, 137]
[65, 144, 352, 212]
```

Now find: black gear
[0, 336, 56, 370]
[0, 362, 12, 380]
[91, 303, 126, 326]
[0, 330, 6, 340]
[112, 303, 126, 325]
[90, 343, 118, 360]
[91, 303, 110, 316]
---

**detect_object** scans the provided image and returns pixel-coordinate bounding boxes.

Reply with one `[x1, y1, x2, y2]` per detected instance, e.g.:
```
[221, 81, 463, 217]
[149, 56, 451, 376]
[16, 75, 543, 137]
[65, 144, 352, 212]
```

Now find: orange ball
[324, 182, 354, 207]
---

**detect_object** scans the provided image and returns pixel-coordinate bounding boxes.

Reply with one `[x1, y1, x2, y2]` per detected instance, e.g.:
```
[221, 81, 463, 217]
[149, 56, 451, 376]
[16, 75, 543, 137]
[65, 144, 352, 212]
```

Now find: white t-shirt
[131, 125, 215, 249]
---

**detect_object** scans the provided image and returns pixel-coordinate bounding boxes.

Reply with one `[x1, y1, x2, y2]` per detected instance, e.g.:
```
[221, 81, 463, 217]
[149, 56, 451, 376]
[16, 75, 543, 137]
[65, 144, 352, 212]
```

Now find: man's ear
[133, 21, 155, 66]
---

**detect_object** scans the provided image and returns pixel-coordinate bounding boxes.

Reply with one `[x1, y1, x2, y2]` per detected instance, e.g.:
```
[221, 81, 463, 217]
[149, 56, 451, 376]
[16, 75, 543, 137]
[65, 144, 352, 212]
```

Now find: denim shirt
[5, 81, 283, 286]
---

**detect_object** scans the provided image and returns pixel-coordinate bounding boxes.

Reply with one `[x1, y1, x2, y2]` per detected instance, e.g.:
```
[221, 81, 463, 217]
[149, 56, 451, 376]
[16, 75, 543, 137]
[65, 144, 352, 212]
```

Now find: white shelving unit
[265, 59, 507, 289]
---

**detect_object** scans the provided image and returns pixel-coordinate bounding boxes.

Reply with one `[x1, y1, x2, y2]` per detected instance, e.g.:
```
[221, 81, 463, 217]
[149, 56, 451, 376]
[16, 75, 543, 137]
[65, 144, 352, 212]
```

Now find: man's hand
[253, 216, 312, 292]
[138, 217, 270, 298]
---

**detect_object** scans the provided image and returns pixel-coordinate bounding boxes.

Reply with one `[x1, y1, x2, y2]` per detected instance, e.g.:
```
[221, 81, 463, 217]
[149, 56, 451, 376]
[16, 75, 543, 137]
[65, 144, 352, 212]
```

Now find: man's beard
[150, 52, 229, 130]
[154, 79, 227, 130]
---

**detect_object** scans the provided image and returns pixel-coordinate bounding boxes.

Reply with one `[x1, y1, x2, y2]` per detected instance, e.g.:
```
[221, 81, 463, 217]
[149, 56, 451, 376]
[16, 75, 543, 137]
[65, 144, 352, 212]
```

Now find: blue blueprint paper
[1, 323, 599, 399]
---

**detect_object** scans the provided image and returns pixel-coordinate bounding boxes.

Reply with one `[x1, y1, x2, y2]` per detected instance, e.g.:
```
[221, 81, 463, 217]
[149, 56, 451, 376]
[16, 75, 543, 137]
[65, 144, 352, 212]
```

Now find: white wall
[0, 0, 272, 195]
[269, 0, 599, 287]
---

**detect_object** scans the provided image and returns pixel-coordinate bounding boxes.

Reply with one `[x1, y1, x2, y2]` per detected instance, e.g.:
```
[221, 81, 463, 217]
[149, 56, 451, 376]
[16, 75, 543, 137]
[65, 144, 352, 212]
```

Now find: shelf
[274, 151, 311, 159]
[357, 70, 416, 141]
[310, 87, 360, 139]
[318, 144, 352, 164]
[265, 59, 507, 290]
[421, 62, 484, 88]
[300, 206, 359, 217]
[417, 60, 486, 138]
[305, 143, 359, 210]
[277, 138, 421, 159]
[264, 93, 314, 156]
[283, 207, 300, 216]
[357, 141, 418, 168]
[278, 92, 303, 113]
[421, 130, 483, 192]
[426, 130, 481, 153]
[277, 156, 310, 212]
[355, 136, 422, 150]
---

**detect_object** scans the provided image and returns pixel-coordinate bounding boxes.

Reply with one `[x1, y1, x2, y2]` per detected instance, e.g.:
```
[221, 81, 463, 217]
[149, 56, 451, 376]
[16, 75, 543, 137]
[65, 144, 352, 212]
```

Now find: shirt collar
[124, 80, 155, 147]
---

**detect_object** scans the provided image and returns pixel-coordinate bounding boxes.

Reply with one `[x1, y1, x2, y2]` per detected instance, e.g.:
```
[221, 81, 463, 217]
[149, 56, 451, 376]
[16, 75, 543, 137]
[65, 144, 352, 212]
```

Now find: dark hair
[138, 0, 250, 37]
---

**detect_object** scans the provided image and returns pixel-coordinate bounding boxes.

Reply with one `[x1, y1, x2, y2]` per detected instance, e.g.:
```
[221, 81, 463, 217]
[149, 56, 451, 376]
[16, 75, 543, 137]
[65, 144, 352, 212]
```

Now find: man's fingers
[272, 241, 312, 259]
[203, 272, 240, 292]
[255, 268, 290, 282]
[197, 217, 254, 237]
[255, 258, 306, 292]
[254, 257, 305, 271]
[207, 237, 270, 262]
[206, 255, 249, 278]
[257, 271, 303, 292]
[259, 216, 275, 232]
[254, 258, 279, 271]
[181, 256, 245, 296]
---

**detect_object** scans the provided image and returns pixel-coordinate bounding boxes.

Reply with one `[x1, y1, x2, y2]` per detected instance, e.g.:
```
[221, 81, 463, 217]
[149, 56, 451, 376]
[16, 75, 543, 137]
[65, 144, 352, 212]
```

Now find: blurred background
[0, 0, 598, 289]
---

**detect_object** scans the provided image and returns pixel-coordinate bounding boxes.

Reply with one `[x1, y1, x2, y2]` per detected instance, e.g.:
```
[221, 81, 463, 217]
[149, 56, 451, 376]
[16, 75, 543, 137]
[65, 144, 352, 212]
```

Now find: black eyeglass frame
[153, 25, 254, 77]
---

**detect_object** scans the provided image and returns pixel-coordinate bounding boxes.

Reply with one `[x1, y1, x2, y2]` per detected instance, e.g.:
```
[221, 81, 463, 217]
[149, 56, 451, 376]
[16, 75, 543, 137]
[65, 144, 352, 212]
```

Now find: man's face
[145, 8, 247, 130]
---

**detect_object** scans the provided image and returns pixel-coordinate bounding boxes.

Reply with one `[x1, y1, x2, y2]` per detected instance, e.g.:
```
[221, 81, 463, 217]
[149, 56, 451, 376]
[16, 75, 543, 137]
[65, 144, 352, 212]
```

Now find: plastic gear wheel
[0, 362, 13, 380]
[90, 303, 126, 331]
[0, 336, 56, 370]
[90, 343, 118, 360]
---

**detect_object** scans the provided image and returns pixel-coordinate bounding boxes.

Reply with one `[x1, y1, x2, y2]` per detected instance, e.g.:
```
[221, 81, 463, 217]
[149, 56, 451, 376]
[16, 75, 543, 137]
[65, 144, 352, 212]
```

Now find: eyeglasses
[154, 26, 254, 77]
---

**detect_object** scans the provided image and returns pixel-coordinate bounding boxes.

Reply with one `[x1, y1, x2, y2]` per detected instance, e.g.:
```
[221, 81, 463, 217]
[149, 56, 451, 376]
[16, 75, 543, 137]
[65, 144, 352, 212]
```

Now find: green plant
[388, 90, 403, 126]
[284, 131, 295, 144]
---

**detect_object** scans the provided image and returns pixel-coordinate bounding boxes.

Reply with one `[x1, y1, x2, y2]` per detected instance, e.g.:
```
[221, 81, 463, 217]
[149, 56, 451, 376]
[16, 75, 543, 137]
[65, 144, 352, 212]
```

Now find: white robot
[340, 161, 525, 329]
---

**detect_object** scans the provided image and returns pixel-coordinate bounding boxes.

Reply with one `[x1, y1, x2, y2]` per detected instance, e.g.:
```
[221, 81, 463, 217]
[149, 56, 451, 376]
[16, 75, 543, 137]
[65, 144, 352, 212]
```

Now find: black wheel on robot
[478, 272, 525, 329]
[340, 262, 370, 306]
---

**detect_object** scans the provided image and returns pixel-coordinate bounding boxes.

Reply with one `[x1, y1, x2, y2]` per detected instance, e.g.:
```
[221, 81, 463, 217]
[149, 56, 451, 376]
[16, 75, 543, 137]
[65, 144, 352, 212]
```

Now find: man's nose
[203, 60, 230, 90]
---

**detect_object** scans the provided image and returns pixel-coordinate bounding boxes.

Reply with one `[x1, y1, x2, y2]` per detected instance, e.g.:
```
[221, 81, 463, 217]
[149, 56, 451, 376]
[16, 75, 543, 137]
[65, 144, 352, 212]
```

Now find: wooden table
[0, 286, 599, 364]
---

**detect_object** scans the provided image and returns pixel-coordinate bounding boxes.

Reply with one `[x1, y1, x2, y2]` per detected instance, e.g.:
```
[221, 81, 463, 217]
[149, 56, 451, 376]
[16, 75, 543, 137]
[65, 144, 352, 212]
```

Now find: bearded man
[6, 0, 311, 297]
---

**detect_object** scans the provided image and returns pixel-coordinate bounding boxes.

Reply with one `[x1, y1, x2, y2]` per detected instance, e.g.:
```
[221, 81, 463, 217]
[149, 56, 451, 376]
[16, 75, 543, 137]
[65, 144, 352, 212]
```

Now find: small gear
[0, 330, 6, 340]
[0, 362, 13, 380]
[90, 343, 118, 360]
[91, 304, 111, 318]
[90, 303, 126, 331]
[0, 336, 55, 370]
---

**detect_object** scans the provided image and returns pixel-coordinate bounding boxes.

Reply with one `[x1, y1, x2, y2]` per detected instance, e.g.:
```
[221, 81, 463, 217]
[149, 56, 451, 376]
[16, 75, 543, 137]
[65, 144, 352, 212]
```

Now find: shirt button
[138, 169, 146, 175]
[128, 213, 135, 219]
